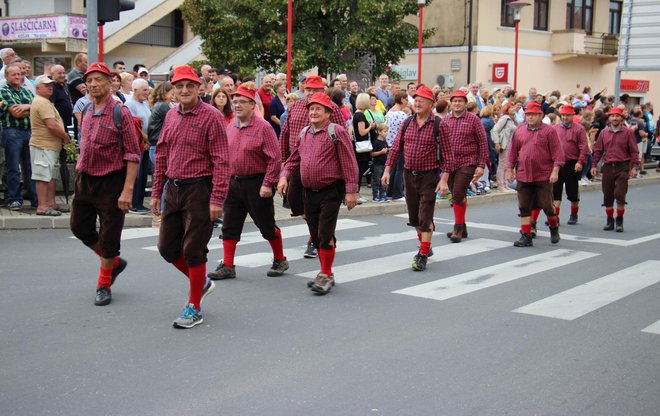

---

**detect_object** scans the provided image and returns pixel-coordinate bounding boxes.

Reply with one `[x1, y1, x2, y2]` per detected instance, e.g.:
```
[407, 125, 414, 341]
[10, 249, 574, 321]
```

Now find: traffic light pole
[87, 0, 98, 62]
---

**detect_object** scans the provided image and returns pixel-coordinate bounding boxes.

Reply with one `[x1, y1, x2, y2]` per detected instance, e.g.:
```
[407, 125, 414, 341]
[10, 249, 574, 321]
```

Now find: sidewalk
[2, 170, 659, 230]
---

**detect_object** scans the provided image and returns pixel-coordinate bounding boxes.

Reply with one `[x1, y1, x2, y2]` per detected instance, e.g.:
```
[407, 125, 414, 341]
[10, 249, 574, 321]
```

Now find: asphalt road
[1, 183, 659, 416]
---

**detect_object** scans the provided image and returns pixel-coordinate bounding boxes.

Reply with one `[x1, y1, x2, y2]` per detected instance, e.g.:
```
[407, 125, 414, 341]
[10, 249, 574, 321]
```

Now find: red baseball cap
[414, 85, 435, 102]
[306, 93, 333, 111]
[608, 107, 624, 117]
[449, 90, 468, 102]
[559, 105, 575, 115]
[171, 65, 201, 85]
[304, 75, 325, 90]
[231, 84, 256, 101]
[524, 101, 543, 114]
[82, 62, 111, 81]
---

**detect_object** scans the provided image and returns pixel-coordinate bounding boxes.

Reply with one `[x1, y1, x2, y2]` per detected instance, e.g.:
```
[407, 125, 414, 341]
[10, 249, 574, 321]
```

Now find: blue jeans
[2, 128, 36, 205]
[371, 163, 386, 199]
[387, 154, 405, 199]
[131, 150, 150, 210]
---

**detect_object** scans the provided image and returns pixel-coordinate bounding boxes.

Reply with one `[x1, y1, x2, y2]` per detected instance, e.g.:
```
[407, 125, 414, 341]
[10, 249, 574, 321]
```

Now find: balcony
[550, 30, 618, 62]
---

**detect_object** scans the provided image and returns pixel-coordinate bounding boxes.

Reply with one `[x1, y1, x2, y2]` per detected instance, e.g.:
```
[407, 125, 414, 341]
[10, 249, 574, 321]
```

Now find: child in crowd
[370, 123, 390, 202]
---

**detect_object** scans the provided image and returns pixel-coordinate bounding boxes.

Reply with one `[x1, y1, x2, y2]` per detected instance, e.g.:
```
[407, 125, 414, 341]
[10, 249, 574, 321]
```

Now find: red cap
[414, 85, 435, 101]
[306, 93, 333, 111]
[82, 62, 111, 81]
[559, 105, 575, 115]
[524, 101, 543, 114]
[231, 84, 256, 101]
[449, 90, 468, 101]
[171, 65, 201, 84]
[304, 75, 325, 90]
[608, 107, 624, 116]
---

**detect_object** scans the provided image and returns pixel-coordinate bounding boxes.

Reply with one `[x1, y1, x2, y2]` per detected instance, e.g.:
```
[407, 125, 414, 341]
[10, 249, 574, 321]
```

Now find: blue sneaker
[173, 304, 203, 329]
[372, 197, 382, 203]
[213, 219, 222, 228]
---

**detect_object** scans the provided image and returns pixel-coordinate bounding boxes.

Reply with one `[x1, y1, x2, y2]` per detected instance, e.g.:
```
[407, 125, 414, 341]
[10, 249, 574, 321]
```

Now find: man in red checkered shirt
[507, 101, 564, 247]
[277, 93, 359, 295]
[207, 84, 287, 281]
[150, 66, 230, 329]
[279, 75, 344, 259]
[437, 89, 489, 244]
[69, 62, 141, 307]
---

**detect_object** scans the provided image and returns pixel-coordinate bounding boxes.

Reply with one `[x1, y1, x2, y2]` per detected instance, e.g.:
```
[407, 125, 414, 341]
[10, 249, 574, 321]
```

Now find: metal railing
[583, 32, 619, 56]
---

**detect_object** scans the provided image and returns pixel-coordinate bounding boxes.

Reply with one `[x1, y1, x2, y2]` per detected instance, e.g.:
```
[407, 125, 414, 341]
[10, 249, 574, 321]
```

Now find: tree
[180, 0, 434, 78]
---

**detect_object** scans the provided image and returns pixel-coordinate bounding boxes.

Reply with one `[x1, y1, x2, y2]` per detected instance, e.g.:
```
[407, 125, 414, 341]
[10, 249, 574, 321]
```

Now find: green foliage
[64, 138, 78, 163]
[180, 0, 434, 79]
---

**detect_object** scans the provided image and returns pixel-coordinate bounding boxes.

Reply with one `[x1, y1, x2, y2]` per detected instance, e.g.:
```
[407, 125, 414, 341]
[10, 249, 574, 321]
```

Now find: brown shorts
[303, 181, 345, 249]
[222, 174, 278, 241]
[403, 169, 438, 232]
[448, 165, 476, 206]
[601, 163, 630, 207]
[517, 181, 555, 218]
[158, 178, 214, 267]
[287, 171, 305, 216]
[70, 168, 126, 259]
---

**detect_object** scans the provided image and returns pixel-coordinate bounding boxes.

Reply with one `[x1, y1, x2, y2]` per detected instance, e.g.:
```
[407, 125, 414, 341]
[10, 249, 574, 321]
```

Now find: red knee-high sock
[318, 248, 335, 276]
[453, 203, 467, 224]
[172, 256, 189, 278]
[531, 209, 541, 222]
[547, 216, 558, 228]
[97, 267, 112, 288]
[554, 206, 560, 217]
[222, 239, 238, 267]
[187, 264, 206, 310]
[268, 229, 286, 261]
[617, 208, 625, 218]
[521, 224, 532, 235]
[420, 241, 431, 256]
[605, 208, 614, 219]
[571, 205, 579, 216]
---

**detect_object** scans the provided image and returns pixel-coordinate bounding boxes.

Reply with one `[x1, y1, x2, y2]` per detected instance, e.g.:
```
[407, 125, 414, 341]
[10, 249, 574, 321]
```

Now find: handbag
[355, 139, 373, 153]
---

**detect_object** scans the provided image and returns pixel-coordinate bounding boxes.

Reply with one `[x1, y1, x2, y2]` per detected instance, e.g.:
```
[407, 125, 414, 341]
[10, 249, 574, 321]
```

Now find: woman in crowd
[384, 91, 409, 201]
[353, 92, 376, 203]
[480, 106, 497, 184]
[110, 71, 126, 103]
[330, 88, 351, 124]
[491, 102, 518, 192]
[436, 99, 449, 118]
[279, 92, 300, 127]
[119, 72, 134, 99]
[492, 102, 502, 122]
[368, 92, 385, 124]
[211, 88, 234, 126]
[269, 80, 287, 137]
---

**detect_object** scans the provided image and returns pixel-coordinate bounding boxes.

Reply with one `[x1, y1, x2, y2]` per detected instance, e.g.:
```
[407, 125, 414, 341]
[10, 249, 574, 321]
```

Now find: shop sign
[492, 63, 509, 83]
[0, 15, 87, 41]
[620, 79, 650, 93]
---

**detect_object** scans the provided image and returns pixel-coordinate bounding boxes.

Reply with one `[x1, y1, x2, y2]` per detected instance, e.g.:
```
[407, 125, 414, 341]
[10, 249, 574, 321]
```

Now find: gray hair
[0, 48, 14, 60]
[131, 78, 149, 91]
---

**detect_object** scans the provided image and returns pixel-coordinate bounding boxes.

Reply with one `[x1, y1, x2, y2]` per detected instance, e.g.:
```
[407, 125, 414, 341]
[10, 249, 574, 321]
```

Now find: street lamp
[417, 0, 425, 85]
[287, 0, 292, 91]
[507, 1, 530, 91]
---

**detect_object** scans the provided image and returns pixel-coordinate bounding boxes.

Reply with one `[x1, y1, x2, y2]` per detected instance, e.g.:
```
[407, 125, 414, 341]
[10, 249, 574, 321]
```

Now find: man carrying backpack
[277, 93, 359, 295]
[382, 85, 452, 272]
[69, 62, 141, 307]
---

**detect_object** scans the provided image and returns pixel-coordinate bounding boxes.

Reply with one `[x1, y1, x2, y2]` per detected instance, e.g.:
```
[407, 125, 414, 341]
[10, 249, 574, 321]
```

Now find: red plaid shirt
[226, 114, 281, 187]
[152, 101, 230, 207]
[440, 111, 489, 173]
[281, 121, 359, 193]
[592, 126, 639, 168]
[555, 123, 590, 165]
[386, 113, 450, 172]
[508, 123, 565, 183]
[279, 99, 345, 160]
[76, 98, 141, 176]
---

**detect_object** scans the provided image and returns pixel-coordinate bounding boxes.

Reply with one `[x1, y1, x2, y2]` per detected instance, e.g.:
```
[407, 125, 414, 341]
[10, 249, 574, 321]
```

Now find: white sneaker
[394, 196, 406, 201]
[357, 197, 368, 204]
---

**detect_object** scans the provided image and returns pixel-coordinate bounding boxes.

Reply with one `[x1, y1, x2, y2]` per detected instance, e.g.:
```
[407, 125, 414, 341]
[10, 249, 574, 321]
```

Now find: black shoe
[567, 214, 578, 225]
[615, 216, 624, 232]
[412, 253, 428, 271]
[303, 242, 317, 258]
[603, 217, 614, 231]
[207, 262, 236, 280]
[111, 257, 127, 286]
[530, 221, 537, 238]
[549, 226, 560, 244]
[514, 232, 533, 247]
[94, 286, 112, 306]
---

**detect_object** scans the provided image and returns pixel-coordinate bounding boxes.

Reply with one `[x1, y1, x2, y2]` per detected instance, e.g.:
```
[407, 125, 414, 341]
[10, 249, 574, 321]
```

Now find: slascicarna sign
[0, 15, 87, 41]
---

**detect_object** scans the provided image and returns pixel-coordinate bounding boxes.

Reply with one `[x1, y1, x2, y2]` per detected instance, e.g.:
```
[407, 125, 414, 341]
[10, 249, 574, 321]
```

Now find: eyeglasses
[232, 99, 251, 106]
[174, 83, 198, 90]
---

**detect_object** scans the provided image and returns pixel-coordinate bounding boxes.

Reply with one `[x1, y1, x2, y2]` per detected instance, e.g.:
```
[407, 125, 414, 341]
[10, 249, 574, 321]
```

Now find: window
[501, 0, 515, 27]
[566, 0, 593, 33]
[534, 0, 549, 31]
[609, 0, 623, 34]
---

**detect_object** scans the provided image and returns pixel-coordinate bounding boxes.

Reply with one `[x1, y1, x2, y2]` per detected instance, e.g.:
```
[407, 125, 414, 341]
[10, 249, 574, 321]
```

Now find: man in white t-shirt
[125, 78, 152, 214]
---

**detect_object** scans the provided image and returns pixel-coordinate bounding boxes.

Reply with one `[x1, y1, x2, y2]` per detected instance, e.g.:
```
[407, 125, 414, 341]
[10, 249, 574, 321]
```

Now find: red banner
[492, 63, 509, 84]
[620, 79, 650, 92]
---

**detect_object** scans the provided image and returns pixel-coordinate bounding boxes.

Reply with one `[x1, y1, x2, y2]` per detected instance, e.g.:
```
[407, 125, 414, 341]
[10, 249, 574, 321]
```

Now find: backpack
[81, 102, 143, 152]
[399, 115, 444, 165]
[299, 123, 339, 145]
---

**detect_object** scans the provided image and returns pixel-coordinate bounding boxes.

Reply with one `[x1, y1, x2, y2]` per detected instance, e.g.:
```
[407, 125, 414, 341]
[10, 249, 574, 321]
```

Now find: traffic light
[98, 0, 135, 23]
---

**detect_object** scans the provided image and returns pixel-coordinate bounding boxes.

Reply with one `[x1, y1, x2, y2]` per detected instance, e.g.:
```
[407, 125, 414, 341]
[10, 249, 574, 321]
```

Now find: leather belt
[407, 169, 437, 176]
[603, 161, 630, 167]
[230, 173, 265, 181]
[168, 176, 210, 187]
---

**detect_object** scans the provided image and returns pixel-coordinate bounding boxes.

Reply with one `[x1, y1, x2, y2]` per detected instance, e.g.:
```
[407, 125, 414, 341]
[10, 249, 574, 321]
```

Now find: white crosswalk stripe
[393, 249, 599, 301]
[513, 260, 660, 320]
[641, 320, 660, 335]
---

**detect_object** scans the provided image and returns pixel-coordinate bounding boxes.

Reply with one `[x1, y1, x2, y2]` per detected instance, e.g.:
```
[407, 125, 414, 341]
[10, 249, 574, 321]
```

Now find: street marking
[641, 320, 660, 335]
[297, 239, 511, 283]
[514, 260, 660, 321]
[120, 228, 161, 240]
[231, 230, 419, 267]
[393, 249, 598, 301]
[142, 219, 375, 251]
[393, 215, 660, 247]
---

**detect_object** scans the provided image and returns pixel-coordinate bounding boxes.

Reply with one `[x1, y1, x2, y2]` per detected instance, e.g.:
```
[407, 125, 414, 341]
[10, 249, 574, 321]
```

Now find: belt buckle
[172, 179, 181, 186]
